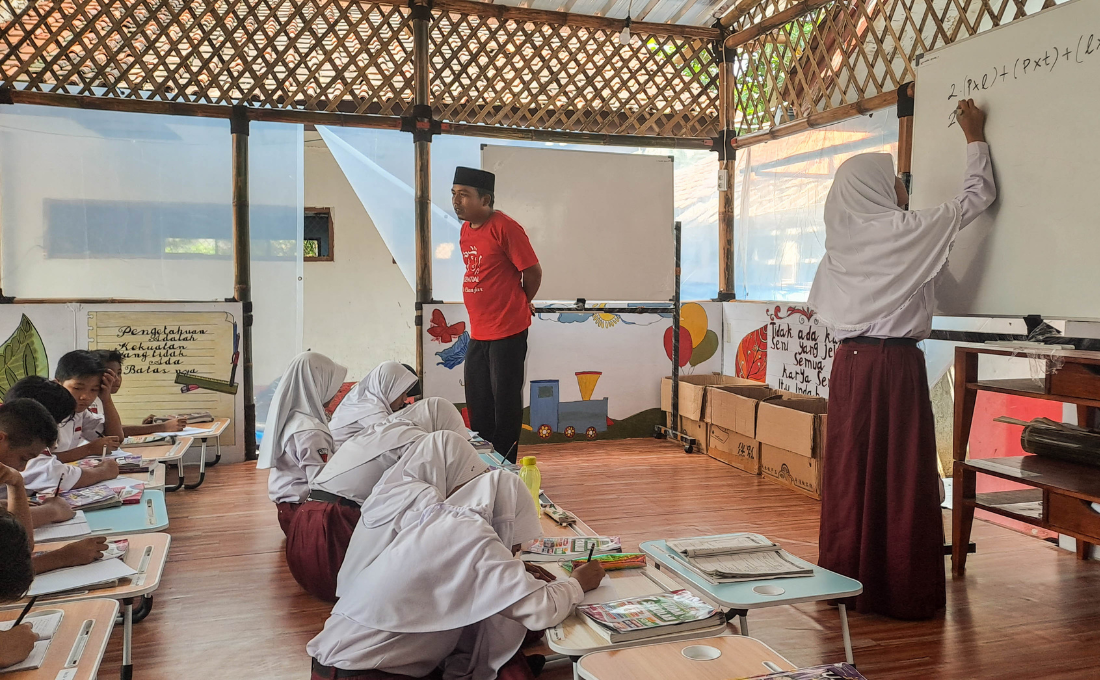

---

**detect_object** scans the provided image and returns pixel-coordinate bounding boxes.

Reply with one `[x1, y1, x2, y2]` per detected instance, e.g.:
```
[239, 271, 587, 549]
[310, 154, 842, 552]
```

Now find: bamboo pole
[6, 90, 405, 130]
[729, 88, 898, 150]
[230, 105, 257, 460]
[719, 0, 770, 28]
[443, 122, 713, 150]
[725, 0, 835, 49]
[412, 0, 432, 381]
[717, 47, 736, 300]
[897, 82, 915, 193]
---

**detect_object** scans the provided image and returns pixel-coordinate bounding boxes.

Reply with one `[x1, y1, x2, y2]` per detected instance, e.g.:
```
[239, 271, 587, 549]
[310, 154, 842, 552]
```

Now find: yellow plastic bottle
[518, 455, 542, 515]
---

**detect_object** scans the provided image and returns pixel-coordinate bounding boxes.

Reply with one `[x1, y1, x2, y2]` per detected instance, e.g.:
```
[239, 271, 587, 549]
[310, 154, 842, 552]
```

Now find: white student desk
[542, 560, 728, 677]
[129, 436, 194, 492]
[7, 533, 170, 680]
[641, 536, 863, 665]
[121, 462, 165, 490]
[182, 417, 231, 490]
[84, 491, 170, 537]
[577, 634, 796, 680]
[0, 599, 119, 680]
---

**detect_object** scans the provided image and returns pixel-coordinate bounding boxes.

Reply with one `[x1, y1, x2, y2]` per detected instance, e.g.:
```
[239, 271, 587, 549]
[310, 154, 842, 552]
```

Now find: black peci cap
[453, 167, 495, 193]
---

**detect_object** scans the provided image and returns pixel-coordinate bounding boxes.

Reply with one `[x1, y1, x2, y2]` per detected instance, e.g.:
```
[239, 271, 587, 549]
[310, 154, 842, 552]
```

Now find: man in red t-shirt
[452, 167, 542, 463]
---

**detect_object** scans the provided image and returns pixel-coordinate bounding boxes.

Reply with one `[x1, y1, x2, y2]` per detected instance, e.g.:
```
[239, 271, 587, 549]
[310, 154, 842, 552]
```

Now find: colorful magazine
[524, 536, 621, 562]
[739, 663, 867, 679]
[577, 589, 722, 643]
[56, 484, 120, 511]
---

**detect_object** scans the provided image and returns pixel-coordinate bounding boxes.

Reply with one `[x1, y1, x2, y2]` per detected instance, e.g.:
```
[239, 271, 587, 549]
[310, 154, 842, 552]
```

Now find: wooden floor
[108, 439, 1100, 679]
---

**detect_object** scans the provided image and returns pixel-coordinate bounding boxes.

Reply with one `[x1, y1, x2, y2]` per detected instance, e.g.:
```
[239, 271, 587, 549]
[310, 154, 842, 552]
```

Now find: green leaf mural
[0, 314, 50, 397]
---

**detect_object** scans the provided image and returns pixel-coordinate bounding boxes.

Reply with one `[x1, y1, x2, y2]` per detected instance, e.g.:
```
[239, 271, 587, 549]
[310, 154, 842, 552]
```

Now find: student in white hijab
[286, 401, 475, 602]
[309, 470, 605, 680]
[256, 352, 347, 535]
[329, 362, 419, 448]
[334, 428, 486, 599]
[809, 98, 995, 621]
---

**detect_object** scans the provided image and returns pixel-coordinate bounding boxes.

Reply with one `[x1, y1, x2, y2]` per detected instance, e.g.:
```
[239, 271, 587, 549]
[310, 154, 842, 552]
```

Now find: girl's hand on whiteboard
[956, 99, 986, 143]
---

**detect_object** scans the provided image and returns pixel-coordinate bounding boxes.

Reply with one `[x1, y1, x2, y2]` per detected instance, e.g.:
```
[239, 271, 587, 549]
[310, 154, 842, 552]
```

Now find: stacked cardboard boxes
[756, 396, 829, 499]
[660, 375, 761, 451]
[704, 384, 784, 474]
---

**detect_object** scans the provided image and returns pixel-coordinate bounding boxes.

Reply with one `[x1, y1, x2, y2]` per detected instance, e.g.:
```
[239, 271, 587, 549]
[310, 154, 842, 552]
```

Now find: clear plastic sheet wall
[315, 126, 719, 301]
[733, 107, 898, 301]
[0, 105, 303, 418]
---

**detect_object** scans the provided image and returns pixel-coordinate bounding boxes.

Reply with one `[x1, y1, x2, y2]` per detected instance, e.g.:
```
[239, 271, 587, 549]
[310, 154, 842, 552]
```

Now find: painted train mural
[530, 371, 608, 440]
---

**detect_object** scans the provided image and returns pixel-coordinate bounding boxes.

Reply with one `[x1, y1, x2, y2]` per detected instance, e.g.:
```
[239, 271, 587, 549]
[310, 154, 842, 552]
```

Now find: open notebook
[28, 558, 137, 598]
[33, 512, 90, 543]
[0, 610, 64, 672]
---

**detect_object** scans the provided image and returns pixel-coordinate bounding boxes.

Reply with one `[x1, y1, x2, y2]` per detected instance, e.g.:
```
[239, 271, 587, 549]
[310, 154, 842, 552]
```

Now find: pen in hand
[13, 596, 37, 626]
[586, 545, 595, 563]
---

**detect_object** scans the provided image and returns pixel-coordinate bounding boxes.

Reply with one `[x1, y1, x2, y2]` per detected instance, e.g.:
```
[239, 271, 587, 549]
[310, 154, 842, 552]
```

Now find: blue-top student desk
[84, 491, 169, 537]
[640, 536, 862, 665]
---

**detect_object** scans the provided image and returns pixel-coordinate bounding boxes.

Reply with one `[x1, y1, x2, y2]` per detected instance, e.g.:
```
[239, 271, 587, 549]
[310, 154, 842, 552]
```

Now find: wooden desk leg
[952, 462, 977, 574]
[121, 598, 133, 680]
[839, 603, 854, 665]
[952, 349, 979, 575]
[1077, 539, 1093, 561]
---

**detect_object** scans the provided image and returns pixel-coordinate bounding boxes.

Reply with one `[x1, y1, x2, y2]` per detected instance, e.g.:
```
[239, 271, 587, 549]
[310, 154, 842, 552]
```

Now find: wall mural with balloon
[422, 302, 724, 445]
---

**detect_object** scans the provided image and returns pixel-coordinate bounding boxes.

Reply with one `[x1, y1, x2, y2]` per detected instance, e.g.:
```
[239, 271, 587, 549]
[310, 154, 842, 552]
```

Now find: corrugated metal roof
[468, 0, 736, 27]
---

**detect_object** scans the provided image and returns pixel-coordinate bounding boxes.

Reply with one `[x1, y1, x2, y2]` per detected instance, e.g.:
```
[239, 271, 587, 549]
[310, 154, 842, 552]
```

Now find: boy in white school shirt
[51, 350, 125, 461]
[5, 377, 118, 497]
[91, 349, 188, 436]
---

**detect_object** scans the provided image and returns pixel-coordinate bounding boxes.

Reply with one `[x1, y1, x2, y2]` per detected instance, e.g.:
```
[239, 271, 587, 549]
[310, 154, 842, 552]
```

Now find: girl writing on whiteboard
[809, 98, 995, 620]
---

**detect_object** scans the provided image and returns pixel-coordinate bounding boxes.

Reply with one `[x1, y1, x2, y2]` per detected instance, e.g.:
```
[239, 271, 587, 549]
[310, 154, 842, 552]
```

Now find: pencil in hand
[13, 596, 37, 626]
[586, 544, 595, 563]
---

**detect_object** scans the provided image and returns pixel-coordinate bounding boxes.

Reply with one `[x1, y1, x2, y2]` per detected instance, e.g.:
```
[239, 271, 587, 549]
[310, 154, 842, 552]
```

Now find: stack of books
[665, 533, 814, 584]
[577, 589, 724, 643]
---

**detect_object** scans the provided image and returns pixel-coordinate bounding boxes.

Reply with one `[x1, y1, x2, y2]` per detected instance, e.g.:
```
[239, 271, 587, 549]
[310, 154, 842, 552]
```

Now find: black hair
[93, 349, 124, 366]
[0, 397, 61, 448]
[55, 349, 107, 382]
[5, 377, 76, 424]
[476, 188, 495, 209]
[0, 508, 34, 602]
[401, 363, 422, 398]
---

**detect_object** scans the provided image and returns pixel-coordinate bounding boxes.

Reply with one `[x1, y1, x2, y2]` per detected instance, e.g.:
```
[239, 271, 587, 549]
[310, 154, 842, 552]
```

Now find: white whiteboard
[910, 0, 1100, 320]
[481, 146, 675, 302]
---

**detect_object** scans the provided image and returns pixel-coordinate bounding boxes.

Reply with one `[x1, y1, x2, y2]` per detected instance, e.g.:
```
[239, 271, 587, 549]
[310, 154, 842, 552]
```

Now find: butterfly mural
[427, 308, 466, 344]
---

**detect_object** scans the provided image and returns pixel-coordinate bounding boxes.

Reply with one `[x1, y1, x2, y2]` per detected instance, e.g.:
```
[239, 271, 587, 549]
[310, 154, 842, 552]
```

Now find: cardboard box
[760, 444, 821, 499]
[661, 375, 760, 422]
[755, 396, 828, 458]
[705, 384, 783, 438]
[679, 416, 709, 452]
[707, 424, 760, 474]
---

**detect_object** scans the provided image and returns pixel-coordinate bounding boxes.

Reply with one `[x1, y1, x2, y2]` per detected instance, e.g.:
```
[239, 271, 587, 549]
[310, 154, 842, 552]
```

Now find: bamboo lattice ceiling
[0, 0, 1069, 141]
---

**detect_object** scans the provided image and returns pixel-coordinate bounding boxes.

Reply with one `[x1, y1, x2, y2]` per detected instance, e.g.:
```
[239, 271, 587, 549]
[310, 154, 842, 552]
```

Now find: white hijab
[315, 397, 468, 487]
[808, 153, 962, 331]
[335, 430, 487, 598]
[329, 361, 418, 431]
[257, 352, 347, 469]
[333, 469, 543, 633]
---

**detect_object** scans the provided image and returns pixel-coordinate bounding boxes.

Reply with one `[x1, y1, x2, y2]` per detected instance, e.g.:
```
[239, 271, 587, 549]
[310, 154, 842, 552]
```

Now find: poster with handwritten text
[87, 311, 237, 445]
[765, 305, 837, 398]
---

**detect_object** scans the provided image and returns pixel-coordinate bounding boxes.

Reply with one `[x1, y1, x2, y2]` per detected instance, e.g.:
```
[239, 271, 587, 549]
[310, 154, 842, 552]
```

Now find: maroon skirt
[286, 499, 361, 602]
[818, 340, 946, 620]
[276, 501, 301, 536]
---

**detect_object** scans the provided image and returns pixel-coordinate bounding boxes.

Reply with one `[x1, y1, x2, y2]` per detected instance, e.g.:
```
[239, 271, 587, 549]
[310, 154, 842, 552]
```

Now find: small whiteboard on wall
[910, 0, 1100, 320]
[481, 146, 675, 302]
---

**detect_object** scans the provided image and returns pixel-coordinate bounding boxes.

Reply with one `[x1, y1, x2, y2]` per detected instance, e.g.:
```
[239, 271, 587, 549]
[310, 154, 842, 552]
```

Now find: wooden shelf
[974, 489, 1044, 521]
[966, 380, 1100, 409]
[962, 456, 1100, 502]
